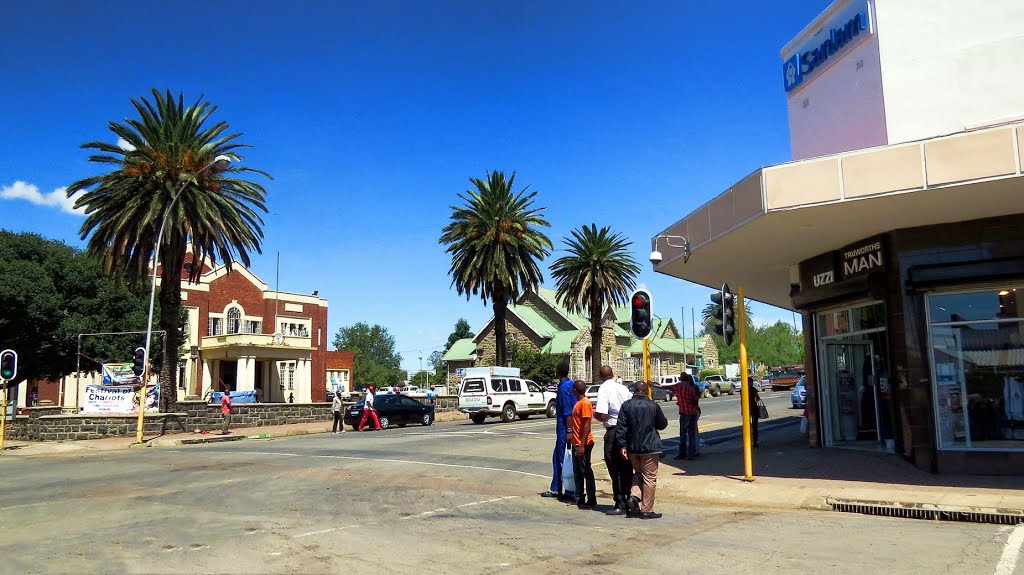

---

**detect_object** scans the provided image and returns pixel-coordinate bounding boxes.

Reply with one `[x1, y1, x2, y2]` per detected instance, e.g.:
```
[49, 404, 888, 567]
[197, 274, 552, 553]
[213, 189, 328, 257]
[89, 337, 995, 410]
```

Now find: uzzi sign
[783, 11, 868, 92]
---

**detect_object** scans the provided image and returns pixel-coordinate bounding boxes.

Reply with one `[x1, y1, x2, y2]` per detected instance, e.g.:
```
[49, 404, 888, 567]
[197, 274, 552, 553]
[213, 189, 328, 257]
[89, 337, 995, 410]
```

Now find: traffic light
[709, 283, 736, 346]
[0, 349, 17, 381]
[629, 289, 653, 339]
[132, 347, 147, 378]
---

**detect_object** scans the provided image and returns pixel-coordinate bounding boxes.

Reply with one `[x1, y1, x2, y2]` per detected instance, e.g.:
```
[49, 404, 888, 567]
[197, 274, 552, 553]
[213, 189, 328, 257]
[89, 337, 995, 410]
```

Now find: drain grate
[827, 498, 1024, 525]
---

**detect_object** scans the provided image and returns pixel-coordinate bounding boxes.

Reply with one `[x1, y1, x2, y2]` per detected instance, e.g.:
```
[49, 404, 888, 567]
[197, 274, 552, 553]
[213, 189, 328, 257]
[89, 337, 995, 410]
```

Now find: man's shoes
[340, 429, 345, 434]
[625, 496, 641, 517]
[558, 493, 576, 503]
[673, 453, 685, 460]
[640, 512, 663, 520]
[577, 500, 597, 508]
[605, 505, 627, 516]
[540, 491, 560, 498]
[332, 431, 337, 435]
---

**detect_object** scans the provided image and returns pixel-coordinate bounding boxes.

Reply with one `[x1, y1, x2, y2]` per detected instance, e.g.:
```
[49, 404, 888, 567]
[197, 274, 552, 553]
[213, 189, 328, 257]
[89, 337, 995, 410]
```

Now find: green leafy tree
[66, 89, 271, 410]
[334, 322, 404, 390]
[0, 232, 153, 383]
[509, 344, 561, 388]
[445, 318, 474, 350]
[701, 298, 754, 334]
[550, 225, 640, 383]
[439, 171, 551, 366]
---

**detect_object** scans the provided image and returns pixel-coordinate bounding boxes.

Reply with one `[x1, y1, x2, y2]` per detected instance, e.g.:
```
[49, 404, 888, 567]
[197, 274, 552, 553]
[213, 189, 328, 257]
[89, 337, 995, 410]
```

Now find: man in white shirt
[594, 365, 634, 515]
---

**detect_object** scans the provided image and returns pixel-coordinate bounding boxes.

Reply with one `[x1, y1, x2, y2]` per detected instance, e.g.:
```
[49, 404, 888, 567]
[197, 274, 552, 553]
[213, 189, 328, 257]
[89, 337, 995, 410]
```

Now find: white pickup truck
[458, 366, 556, 424]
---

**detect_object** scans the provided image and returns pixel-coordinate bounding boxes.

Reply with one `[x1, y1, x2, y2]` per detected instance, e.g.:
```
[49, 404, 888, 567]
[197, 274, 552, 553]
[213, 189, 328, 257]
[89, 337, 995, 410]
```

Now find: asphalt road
[0, 394, 1019, 575]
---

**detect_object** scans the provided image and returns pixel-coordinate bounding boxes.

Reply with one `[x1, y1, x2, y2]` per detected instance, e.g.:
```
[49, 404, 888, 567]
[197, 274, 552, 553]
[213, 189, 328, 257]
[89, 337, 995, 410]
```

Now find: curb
[701, 418, 801, 446]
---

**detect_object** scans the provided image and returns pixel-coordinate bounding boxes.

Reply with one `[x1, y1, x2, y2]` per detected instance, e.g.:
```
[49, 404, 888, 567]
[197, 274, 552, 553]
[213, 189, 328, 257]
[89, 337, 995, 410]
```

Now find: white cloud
[117, 137, 136, 151]
[1, 181, 85, 216]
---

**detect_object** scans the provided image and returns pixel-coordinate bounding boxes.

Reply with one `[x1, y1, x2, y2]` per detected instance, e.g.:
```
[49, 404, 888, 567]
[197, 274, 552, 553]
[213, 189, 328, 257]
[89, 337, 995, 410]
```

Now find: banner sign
[211, 390, 258, 405]
[83, 384, 159, 414]
[101, 362, 140, 386]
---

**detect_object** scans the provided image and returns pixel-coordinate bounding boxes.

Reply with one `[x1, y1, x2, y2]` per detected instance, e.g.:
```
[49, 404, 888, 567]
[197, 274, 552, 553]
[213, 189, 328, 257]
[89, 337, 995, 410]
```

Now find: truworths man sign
[782, 1, 872, 92]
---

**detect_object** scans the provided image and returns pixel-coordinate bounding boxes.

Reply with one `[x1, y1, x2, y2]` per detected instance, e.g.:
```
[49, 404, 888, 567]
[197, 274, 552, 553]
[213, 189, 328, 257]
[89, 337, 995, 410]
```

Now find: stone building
[442, 288, 717, 385]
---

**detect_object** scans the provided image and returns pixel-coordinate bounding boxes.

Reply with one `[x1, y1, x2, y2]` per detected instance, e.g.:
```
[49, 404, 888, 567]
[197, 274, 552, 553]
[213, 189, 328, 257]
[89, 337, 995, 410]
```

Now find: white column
[201, 359, 213, 395]
[237, 356, 255, 391]
[298, 357, 311, 403]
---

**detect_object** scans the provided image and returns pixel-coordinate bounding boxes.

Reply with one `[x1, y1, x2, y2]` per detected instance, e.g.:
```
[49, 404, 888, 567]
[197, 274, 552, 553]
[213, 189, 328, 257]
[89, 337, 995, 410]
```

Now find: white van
[458, 366, 556, 424]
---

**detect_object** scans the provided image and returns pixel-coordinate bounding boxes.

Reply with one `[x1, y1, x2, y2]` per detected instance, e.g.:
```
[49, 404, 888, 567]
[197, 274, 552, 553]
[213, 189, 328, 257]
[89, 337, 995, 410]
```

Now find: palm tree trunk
[156, 247, 184, 412]
[493, 298, 507, 367]
[590, 290, 602, 384]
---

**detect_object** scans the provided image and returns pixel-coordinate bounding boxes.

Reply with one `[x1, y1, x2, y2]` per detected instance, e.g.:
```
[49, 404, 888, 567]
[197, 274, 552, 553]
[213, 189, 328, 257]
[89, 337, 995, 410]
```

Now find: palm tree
[439, 171, 552, 366]
[67, 89, 271, 410]
[550, 225, 640, 383]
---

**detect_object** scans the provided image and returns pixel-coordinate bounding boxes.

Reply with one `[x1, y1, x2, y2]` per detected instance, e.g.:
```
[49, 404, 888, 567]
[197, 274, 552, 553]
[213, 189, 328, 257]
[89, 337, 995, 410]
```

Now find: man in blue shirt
[542, 358, 576, 500]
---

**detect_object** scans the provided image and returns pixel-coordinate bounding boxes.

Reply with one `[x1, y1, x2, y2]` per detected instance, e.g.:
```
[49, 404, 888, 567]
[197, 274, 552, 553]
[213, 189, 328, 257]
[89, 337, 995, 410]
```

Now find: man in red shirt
[220, 390, 233, 435]
[653, 373, 700, 460]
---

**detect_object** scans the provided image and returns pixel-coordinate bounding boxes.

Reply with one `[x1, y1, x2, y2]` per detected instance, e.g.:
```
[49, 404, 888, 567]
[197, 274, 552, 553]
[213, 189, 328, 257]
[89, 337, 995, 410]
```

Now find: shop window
[929, 287, 1024, 450]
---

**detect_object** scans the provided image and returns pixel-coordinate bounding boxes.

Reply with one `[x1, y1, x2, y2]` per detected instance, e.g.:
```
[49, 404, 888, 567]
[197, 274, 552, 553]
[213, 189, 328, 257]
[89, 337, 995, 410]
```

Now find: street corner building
[441, 287, 719, 385]
[653, 0, 1024, 474]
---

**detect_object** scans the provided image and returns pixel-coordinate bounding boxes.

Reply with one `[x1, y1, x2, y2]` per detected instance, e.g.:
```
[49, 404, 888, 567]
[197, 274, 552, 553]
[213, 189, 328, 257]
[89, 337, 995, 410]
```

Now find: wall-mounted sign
[840, 236, 885, 280]
[800, 251, 840, 290]
[783, 1, 871, 92]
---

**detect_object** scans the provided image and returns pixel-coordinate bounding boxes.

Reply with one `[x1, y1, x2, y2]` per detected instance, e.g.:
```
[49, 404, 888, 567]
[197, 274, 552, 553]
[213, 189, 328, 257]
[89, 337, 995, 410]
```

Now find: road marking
[457, 496, 519, 508]
[995, 523, 1024, 575]
[294, 524, 358, 538]
[234, 451, 549, 479]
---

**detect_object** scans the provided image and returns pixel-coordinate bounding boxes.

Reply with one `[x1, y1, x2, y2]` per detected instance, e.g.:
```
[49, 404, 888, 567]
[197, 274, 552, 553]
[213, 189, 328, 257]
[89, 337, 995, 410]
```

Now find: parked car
[344, 394, 433, 430]
[756, 376, 771, 392]
[625, 382, 671, 402]
[585, 385, 599, 404]
[791, 376, 808, 409]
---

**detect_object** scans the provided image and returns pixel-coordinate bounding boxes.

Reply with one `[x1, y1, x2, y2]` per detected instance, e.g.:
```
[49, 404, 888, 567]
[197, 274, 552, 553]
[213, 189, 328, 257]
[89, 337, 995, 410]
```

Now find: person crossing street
[618, 381, 669, 519]
[358, 386, 381, 431]
[332, 390, 345, 434]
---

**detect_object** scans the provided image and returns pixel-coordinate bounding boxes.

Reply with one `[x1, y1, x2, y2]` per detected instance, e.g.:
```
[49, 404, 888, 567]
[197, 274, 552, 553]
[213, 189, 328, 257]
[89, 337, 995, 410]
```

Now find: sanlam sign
[783, 6, 870, 92]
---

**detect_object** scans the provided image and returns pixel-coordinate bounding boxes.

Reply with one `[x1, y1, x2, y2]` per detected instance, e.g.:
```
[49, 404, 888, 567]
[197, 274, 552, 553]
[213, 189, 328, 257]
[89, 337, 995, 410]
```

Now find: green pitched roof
[540, 330, 578, 355]
[442, 338, 477, 361]
[535, 287, 589, 329]
[624, 337, 703, 355]
[508, 304, 559, 338]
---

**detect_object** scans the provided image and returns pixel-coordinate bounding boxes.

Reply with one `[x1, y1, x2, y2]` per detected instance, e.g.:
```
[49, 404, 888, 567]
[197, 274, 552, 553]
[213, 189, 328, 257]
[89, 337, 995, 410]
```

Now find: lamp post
[135, 155, 232, 445]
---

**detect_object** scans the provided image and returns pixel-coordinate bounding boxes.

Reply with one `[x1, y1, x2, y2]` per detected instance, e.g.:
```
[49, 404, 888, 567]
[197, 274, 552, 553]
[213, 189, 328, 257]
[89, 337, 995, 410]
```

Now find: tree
[439, 171, 551, 366]
[334, 322, 404, 390]
[509, 344, 561, 388]
[550, 225, 640, 383]
[445, 318, 474, 350]
[66, 89, 271, 411]
[701, 297, 754, 335]
[0, 232, 152, 383]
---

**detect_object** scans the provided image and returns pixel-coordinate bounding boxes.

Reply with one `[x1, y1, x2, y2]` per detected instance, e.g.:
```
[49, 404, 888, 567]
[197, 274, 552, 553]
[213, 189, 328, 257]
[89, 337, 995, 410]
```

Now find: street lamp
[136, 154, 232, 444]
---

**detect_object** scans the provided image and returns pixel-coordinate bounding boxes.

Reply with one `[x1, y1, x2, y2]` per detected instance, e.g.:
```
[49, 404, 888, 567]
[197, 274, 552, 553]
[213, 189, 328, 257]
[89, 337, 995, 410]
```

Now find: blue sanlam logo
[784, 12, 866, 92]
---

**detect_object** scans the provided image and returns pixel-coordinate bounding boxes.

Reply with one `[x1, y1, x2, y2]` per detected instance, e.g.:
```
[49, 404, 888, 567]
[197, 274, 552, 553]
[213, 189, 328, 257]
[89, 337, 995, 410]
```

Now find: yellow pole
[1, 384, 7, 451]
[642, 338, 651, 397]
[134, 364, 147, 445]
[738, 287, 754, 481]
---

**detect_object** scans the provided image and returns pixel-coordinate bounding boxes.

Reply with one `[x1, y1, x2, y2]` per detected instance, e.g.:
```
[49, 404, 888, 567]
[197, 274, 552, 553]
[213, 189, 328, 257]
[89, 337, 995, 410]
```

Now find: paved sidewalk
[655, 423, 1024, 516]
[0, 410, 467, 457]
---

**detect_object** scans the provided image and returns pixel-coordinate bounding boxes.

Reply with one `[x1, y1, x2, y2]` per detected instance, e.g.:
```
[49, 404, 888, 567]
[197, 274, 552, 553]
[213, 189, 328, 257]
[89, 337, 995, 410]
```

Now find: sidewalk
[655, 423, 1024, 517]
[0, 410, 467, 457]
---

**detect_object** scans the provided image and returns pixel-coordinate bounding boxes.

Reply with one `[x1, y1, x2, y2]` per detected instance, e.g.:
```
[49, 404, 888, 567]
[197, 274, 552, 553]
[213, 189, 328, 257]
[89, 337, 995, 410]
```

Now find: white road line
[995, 523, 1024, 575]
[234, 451, 549, 479]
[457, 496, 519, 508]
[294, 524, 358, 538]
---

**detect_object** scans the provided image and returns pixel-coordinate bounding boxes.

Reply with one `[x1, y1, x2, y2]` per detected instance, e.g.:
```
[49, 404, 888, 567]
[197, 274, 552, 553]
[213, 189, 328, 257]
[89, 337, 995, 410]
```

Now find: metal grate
[827, 498, 1024, 526]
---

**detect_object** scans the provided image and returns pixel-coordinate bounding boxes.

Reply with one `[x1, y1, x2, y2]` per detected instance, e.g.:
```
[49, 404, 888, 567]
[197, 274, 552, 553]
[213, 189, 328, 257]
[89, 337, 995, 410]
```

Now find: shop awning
[652, 124, 1024, 309]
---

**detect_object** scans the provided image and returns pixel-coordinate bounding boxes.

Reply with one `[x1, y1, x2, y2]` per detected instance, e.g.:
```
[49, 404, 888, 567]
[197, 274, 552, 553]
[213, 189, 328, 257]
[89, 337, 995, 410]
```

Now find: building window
[928, 287, 1024, 451]
[208, 317, 223, 336]
[227, 307, 242, 334]
[244, 320, 262, 334]
[280, 321, 310, 337]
[279, 362, 296, 390]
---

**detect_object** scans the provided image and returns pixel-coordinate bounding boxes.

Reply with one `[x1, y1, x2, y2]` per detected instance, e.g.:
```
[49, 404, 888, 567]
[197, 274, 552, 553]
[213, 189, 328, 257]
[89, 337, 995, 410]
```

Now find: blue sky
[0, 1, 821, 370]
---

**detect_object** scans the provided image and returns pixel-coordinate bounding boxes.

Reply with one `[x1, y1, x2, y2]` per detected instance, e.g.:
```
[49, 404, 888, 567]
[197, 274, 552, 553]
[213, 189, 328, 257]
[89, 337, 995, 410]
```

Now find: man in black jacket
[617, 381, 669, 519]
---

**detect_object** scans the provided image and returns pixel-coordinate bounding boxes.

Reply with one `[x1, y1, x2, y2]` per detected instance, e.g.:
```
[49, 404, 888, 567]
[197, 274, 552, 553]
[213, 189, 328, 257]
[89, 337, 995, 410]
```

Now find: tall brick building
[175, 252, 331, 402]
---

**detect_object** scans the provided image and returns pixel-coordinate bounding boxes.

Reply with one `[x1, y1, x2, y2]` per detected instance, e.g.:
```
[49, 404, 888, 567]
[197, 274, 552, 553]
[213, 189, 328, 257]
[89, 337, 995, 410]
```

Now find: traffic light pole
[642, 338, 651, 397]
[1, 382, 7, 451]
[738, 286, 754, 481]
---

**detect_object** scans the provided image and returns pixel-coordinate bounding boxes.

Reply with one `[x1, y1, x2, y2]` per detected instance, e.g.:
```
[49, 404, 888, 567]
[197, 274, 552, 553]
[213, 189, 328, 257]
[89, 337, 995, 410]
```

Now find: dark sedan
[344, 394, 433, 430]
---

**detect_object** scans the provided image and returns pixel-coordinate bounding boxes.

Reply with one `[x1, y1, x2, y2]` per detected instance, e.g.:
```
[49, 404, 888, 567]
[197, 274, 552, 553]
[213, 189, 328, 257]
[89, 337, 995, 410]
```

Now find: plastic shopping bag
[561, 445, 575, 495]
[799, 415, 808, 434]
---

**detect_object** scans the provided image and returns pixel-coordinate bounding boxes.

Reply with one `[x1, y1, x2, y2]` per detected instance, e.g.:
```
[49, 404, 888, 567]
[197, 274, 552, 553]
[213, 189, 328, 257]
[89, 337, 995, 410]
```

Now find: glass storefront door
[817, 303, 896, 450]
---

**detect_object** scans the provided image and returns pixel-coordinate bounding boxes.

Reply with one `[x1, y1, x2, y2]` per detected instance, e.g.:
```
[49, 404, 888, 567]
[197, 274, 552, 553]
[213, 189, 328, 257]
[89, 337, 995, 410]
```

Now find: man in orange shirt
[569, 380, 597, 508]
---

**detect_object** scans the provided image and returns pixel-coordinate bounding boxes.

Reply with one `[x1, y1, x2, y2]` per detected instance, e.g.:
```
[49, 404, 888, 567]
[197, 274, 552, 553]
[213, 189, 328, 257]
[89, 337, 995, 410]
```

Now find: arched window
[227, 307, 242, 334]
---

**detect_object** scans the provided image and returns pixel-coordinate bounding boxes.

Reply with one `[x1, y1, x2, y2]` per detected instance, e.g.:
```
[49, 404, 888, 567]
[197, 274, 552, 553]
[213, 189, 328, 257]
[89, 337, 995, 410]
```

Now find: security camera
[649, 250, 663, 265]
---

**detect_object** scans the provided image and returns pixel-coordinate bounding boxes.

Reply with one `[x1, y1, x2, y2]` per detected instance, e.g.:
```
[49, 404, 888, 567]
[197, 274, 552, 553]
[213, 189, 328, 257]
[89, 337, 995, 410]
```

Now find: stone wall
[474, 313, 544, 367]
[7, 398, 462, 442]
